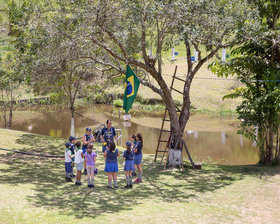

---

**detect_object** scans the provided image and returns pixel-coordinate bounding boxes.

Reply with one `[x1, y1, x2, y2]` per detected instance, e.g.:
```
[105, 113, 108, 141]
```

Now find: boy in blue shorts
[74, 141, 84, 185]
[68, 136, 77, 178]
[65, 142, 74, 182]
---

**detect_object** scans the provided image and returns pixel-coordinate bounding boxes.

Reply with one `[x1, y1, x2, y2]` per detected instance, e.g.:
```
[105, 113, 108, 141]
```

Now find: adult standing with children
[82, 128, 95, 174]
[101, 120, 117, 153]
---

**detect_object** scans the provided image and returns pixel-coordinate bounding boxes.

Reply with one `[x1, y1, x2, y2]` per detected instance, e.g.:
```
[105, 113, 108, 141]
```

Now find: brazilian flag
[123, 65, 140, 113]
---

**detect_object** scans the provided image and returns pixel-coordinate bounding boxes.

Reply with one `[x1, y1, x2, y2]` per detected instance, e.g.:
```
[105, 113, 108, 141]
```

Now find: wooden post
[182, 139, 195, 169]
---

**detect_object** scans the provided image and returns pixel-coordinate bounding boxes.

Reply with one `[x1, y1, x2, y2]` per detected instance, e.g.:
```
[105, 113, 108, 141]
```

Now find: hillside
[107, 44, 242, 114]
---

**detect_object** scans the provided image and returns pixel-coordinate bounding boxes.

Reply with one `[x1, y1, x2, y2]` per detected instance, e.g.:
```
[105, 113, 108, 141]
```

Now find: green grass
[1, 129, 280, 223]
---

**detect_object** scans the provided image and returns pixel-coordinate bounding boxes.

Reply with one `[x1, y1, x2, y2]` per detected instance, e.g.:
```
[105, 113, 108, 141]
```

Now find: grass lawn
[0, 129, 280, 224]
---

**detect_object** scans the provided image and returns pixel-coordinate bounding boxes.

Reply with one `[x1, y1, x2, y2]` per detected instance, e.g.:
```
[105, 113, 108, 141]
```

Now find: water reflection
[240, 135, 243, 147]
[221, 131, 226, 144]
[1, 105, 259, 165]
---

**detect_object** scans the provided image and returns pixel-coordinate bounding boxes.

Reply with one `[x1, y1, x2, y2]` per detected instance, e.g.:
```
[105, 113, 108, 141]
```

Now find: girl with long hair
[104, 141, 120, 188]
[133, 133, 143, 183]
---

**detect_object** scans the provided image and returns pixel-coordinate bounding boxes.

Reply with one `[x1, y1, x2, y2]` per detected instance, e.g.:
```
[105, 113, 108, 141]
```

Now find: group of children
[64, 128, 143, 189]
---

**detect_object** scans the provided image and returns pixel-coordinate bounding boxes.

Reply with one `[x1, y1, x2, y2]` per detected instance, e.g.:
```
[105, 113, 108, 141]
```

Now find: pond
[2, 105, 259, 165]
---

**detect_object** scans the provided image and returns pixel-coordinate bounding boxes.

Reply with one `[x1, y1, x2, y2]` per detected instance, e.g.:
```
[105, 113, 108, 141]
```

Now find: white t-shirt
[65, 149, 72, 162]
[74, 149, 83, 163]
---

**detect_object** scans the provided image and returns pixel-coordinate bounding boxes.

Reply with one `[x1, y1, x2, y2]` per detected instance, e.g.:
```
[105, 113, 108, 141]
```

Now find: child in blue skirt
[104, 141, 120, 189]
[123, 141, 135, 188]
[133, 133, 143, 183]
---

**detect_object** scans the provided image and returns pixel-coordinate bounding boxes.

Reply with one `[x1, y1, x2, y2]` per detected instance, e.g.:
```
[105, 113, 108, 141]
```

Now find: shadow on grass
[15, 134, 66, 155]
[1, 134, 279, 219]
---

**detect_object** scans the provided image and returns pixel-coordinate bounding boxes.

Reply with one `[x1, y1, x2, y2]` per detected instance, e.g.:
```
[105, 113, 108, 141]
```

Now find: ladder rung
[156, 150, 168, 153]
[162, 130, 170, 132]
[171, 87, 184, 95]
[158, 140, 169, 142]
[163, 119, 170, 122]
[174, 76, 186, 83]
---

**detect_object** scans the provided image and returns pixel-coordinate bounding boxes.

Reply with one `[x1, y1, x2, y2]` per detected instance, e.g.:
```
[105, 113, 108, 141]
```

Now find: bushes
[113, 99, 123, 107]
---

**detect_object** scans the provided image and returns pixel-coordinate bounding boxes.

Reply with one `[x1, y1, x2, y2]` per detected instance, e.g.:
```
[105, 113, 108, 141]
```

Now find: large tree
[77, 0, 253, 165]
[4, 0, 100, 136]
[24, 0, 100, 136]
[0, 48, 22, 129]
[211, 0, 280, 165]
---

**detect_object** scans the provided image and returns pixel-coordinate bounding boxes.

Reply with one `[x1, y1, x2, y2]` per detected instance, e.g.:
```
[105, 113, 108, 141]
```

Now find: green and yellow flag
[123, 65, 140, 113]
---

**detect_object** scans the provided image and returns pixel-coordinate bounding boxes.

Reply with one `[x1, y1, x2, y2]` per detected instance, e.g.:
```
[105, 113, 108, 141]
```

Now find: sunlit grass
[0, 129, 280, 223]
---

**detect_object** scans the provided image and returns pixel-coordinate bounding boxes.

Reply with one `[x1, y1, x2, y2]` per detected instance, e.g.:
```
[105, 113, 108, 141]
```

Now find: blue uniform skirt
[134, 154, 142, 165]
[104, 162, 118, 172]
[124, 160, 134, 171]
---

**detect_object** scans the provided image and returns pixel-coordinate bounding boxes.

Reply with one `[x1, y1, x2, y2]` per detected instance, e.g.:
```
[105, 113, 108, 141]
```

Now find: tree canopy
[3, 0, 279, 165]
[211, 0, 280, 164]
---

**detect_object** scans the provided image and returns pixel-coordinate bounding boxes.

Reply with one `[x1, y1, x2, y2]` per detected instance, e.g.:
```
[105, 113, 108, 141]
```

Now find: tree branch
[91, 37, 147, 70]
[138, 78, 163, 98]
[141, 8, 148, 64]
[103, 27, 128, 61]
[91, 37, 126, 63]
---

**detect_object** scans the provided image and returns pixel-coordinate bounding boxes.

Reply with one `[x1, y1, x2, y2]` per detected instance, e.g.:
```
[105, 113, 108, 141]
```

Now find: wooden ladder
[154, 66, 197, 169]
[154, 66, 178, 164]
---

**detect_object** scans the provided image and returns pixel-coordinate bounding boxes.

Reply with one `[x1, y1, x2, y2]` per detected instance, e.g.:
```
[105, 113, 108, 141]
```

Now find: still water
[4, 105, 259, 165]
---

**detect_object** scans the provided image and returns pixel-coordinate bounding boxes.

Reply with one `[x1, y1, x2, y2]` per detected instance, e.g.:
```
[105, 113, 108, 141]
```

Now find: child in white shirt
[74, 141, 84, 185]
[65, 142, 74, 182]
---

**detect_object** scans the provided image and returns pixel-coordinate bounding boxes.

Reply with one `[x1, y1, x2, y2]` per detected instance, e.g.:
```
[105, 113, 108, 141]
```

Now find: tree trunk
[278, 135, 280, 162]
[147, 68, 183, 166]
[7, 92, 13, 129]
[2, 103, 8, 129]
[259, 126, 275, 165]
[168, 78, 192, 167]
[275, 130, 279, 162]
[70, 103, 75, 137]
[167, 41, 194, 168]
[268, 124, 274, 163]
[179, 80, 192, 133]
[168, 148, 182, 168]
